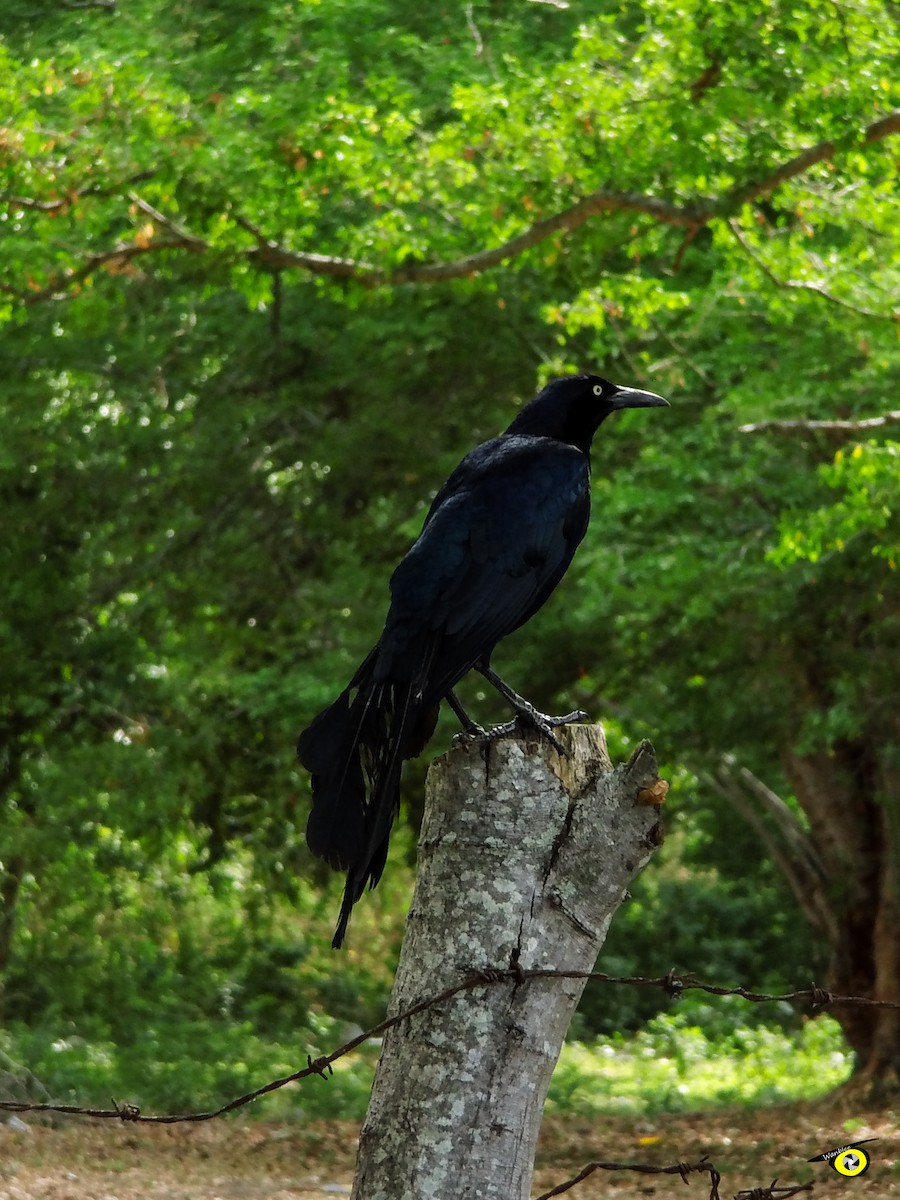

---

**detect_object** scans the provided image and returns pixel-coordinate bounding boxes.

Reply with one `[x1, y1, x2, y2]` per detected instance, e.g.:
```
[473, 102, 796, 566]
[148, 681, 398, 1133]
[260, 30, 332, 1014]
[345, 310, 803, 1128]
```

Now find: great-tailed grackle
[298, 373, 668, 946]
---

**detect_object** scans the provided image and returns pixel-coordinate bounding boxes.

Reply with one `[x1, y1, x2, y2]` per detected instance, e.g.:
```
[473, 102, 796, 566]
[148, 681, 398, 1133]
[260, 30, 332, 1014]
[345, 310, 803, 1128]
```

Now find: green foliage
[579, 824, 827, 1037]
[2, 0, 899, 1105]
[548, 1002, 851, 1117]
[774, 442, 900, 565]
[1, 1016, 379, 1120]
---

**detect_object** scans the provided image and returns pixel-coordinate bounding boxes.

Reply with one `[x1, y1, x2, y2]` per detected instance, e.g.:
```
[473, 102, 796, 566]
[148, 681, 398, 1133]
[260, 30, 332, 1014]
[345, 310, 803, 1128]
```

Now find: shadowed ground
[0, 1103, 896, 1199]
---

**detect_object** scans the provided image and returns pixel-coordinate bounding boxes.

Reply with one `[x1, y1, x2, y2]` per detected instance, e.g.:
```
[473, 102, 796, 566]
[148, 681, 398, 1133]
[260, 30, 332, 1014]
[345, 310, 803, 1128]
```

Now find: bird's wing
[378, 435, 590, 695]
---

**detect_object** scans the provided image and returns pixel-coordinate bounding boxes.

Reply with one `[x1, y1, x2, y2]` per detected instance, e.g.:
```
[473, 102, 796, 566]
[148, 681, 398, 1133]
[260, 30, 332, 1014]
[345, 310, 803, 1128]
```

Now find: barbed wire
[1, 965, 896, 1125]
[538, 1159, 813, 1200]
[534, 1155, 723, 1200]
[735, 1186, 814, 1200]
[5, 966, 883, 1199]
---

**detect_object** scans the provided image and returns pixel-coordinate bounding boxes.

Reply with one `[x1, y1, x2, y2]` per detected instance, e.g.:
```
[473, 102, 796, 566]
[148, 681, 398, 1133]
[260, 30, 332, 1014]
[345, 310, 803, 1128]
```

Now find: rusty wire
[734, 1184, 814, 1200]
[534, 1155, 722, 1200]
[0, 966, 896, 1124]
[4, 966, 876, 1200]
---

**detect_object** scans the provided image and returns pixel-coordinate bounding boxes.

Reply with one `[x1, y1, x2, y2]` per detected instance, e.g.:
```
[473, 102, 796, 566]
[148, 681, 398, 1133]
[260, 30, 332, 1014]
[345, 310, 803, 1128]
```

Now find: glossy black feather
[297, 373, 668, 946]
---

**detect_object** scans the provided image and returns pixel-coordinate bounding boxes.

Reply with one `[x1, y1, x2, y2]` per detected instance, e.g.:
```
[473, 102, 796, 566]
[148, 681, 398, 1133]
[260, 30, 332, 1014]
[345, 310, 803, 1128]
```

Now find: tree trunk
[352, 725, 665, 1200]
[781, 745, 900, 1092]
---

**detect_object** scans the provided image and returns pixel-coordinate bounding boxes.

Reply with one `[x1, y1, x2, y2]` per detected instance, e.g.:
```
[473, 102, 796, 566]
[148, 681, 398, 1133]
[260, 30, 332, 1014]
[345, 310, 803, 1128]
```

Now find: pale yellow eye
[592, 384, 603, 396]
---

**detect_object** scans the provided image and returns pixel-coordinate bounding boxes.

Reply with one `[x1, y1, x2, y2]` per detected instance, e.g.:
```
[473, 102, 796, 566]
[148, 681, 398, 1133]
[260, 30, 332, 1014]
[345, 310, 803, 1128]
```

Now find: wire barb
[664, 968, 685, 998]
[469, 966, 506, 984]
[809, 983, 833, 1008]
[306, 1055, 334, 1079]
[112, 1098, 142, 1121]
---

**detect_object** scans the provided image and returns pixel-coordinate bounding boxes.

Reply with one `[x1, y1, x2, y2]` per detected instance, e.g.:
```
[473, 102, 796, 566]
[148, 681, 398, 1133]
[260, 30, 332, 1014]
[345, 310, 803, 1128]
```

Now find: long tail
[297, 647, 438, 948]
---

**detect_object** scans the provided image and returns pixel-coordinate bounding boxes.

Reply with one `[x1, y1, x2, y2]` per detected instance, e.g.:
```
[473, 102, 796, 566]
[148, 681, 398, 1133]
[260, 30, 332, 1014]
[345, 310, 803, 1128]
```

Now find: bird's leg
[475, 663, 589, 755]
[446, 689, 486, 741]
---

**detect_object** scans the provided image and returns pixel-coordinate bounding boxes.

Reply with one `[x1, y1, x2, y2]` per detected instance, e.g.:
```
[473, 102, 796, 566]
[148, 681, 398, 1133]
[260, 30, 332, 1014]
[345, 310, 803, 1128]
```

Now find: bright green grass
[546, 1002, 853, 1116]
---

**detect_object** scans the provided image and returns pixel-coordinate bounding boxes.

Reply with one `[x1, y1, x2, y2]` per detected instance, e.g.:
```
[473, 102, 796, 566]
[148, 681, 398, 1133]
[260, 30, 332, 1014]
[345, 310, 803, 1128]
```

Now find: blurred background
[1, 0, 898, 1117]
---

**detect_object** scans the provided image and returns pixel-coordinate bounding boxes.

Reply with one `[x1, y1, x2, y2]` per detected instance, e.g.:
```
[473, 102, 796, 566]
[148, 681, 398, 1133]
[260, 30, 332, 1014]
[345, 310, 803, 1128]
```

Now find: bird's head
[505, 374, 669, 454]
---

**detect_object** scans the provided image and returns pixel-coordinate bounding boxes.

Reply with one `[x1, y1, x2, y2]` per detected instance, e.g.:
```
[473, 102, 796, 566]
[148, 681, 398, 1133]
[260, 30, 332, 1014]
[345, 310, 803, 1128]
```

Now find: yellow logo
[808, 1139, 875, 1178]
[833, 1148, 870, 1177]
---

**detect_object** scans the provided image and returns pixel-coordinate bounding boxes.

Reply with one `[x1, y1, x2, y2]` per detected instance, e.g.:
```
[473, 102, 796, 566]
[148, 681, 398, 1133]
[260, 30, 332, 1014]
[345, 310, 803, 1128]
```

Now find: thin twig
[740, 411, 900, 433]
[127, 192, 205, 247]
[1, 170, 156, 212]
[11, 238, 205, 305]
[464, 3, 483, 56]
[727, 219, 899, 321]
[672, 222, 703, 272]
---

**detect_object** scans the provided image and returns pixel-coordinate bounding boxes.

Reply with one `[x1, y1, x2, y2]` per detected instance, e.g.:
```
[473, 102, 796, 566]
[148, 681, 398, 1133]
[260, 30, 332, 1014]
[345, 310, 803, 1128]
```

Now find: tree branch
[1, 169, 156, 213]
[231, 107, 900, 283]
[9, 237, 205, 305]
[725, 109, 900, 211]
[464, 2, 484, 56]
[127, 192, 206, 247]
[708, 761, 838, 943]
[740, 411, 900, 434]
[6, 110, 898, 298]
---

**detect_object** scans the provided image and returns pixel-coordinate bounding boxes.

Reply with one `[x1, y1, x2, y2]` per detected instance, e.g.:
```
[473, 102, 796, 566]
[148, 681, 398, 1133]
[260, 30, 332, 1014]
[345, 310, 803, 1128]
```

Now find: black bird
[298, 373, 668, 946]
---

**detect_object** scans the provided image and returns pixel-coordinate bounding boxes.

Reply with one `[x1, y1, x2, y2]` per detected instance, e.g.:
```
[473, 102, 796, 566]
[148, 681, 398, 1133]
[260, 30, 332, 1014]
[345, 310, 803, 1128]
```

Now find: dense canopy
[1, 0, 899, 1096]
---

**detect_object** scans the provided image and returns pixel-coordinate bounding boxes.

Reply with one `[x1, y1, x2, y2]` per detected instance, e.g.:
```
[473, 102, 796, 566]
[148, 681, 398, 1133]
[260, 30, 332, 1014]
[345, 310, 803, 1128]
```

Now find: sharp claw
[452, 724, 487, 745]
[548, 709, 590, 725]
[521, 715, 566, 755]
[544, 727, 567, 755]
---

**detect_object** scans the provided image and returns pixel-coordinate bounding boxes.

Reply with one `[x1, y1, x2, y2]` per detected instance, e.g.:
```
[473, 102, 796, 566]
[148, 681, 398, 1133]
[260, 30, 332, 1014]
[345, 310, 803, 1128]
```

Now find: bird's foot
[486, 707, 589, 755]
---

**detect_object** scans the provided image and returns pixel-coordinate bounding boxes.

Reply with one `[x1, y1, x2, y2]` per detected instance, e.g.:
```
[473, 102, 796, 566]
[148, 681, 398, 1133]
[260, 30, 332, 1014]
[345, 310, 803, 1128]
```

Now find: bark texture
[781, 746, 900, 1091]
[352, 725, 664, 1200]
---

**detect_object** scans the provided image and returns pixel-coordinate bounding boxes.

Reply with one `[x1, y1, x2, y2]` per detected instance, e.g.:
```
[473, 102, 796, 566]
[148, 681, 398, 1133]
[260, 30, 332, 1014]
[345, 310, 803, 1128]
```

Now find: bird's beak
[610, 385, 670, 410]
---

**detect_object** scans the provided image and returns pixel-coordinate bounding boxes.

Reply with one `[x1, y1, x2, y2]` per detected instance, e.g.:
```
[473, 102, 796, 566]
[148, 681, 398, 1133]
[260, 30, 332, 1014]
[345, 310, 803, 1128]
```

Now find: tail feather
[299, 689, 369, 870]
[331, 792, 393, 949]
[299, 644, 434, 946]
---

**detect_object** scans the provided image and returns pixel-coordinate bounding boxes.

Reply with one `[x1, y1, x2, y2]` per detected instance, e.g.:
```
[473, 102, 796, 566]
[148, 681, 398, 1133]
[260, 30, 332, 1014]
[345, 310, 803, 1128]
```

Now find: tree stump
[352, 724, 666, 1200]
